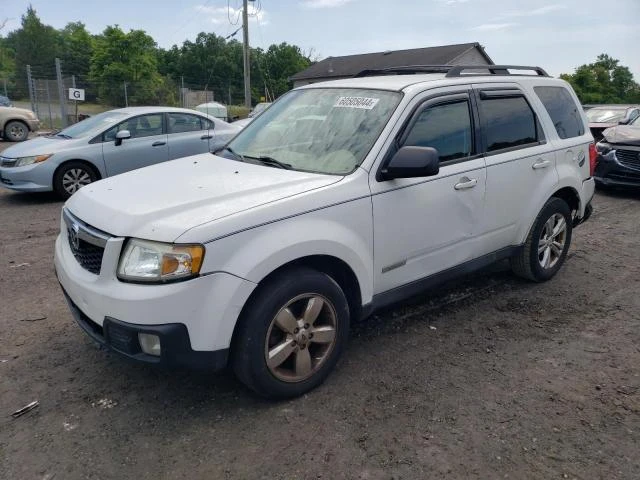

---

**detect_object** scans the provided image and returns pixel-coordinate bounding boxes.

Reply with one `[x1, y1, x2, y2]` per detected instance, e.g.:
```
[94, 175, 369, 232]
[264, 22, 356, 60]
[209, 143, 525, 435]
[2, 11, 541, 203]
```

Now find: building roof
[290, 42, 494, 82]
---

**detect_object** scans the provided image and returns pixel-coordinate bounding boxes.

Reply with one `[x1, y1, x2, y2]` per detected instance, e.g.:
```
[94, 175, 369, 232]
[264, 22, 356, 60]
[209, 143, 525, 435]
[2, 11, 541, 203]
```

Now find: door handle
[152, 141, 166, 147]
[577, 151, 586, 167]
[532, 159, 551, 169]
[200, 134, 213, 140]
[454, 177, 477, 190]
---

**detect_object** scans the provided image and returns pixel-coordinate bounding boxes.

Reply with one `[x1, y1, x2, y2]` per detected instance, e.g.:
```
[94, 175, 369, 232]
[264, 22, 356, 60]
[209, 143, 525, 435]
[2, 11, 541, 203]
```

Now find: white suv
[54, 65, 596, 398]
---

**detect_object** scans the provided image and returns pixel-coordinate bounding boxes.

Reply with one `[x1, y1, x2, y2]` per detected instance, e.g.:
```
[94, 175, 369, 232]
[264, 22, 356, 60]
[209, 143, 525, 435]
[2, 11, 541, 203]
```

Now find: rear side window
[534, 86, 584, 139]
[168, 113, 204, 133]
[402, 100, 473, 162]
[480, 96, 538, 152]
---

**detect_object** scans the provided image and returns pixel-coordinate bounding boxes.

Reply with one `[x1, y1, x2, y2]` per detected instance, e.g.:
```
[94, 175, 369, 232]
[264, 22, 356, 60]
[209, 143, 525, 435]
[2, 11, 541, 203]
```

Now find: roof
[290, 42, 493, 81]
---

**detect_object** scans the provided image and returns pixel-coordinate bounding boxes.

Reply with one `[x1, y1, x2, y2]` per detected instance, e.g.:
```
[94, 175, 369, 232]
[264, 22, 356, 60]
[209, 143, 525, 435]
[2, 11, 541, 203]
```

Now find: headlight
[14, 154, 53, 167]
[595, 142, 611, 155]
[117, 239, 205, 283]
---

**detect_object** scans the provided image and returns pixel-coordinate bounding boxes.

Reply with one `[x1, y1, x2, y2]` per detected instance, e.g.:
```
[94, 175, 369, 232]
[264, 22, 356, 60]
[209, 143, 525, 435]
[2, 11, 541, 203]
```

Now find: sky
[2, 0, 639, 80]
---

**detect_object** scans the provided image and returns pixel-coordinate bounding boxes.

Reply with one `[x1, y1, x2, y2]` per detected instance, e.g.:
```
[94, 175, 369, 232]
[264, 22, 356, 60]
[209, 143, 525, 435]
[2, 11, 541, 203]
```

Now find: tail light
[588, 143, 597, 176]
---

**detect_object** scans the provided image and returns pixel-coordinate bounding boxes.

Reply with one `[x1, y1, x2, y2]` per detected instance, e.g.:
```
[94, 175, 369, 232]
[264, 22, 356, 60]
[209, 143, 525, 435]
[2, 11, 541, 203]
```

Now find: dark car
[0, 95, 12, 107]
[586, 105, 640, 142]
[594, 115, 640, 188]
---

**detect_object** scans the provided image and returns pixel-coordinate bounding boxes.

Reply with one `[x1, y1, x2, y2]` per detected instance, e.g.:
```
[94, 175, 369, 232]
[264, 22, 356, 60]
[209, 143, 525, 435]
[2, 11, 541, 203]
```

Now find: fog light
[138, 333, 161, 356]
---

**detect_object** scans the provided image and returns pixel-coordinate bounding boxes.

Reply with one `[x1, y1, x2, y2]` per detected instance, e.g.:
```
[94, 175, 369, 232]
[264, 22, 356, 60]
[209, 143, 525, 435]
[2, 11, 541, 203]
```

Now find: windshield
[225, 88, 402, 175]
[586, 107, 627, 123]
[631, 116, 640, 127]
[56, 110, 128, 138]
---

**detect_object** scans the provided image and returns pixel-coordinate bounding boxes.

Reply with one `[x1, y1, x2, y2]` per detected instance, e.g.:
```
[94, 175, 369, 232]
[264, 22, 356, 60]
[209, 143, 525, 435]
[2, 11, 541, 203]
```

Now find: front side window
[481, 96, 538, 152]
[225, 88, 402, 175]
[402, 100, 473, 162]
[104, 114, 164, 141]
[168, 113, 204, 134]
[534, 86, 584, 139]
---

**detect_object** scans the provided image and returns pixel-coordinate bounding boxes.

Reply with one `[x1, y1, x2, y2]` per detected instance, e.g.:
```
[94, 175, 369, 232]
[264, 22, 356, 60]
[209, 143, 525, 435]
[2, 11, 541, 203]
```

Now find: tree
[560, 54, 640, 104]
[5, 6, 60, 97]
[59, 22, 93, 81]
[90, 26, 171, 106]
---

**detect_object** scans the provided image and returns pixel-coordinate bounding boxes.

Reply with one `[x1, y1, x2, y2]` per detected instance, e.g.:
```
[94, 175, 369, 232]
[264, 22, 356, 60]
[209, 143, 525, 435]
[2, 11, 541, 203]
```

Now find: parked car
[248, 102, 272, 118]
[0, 95, 13, 107]
[0, 106, 240, 198]
[594, 114, 640, 188]
[585, 104, 640, 141]
[0, 105, 40, 142]
[55, 65, 595, 398]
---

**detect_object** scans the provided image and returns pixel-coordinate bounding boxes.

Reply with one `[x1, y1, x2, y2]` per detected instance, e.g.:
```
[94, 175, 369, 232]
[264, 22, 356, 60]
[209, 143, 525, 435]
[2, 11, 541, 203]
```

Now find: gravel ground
[1, 139, 639, 479]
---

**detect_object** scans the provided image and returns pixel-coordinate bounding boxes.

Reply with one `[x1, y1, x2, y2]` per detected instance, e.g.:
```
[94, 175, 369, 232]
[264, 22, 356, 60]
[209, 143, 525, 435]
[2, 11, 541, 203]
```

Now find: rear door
[167, 112, 213, 159]
[472, 84, 558, 255]
[101, 113, 168, 176]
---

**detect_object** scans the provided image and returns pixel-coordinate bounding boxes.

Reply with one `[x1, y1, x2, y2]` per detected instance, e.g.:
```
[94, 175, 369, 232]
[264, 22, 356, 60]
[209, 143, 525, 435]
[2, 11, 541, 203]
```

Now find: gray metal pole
[242, 0, 251, 108]
[2, 78, 7, 97]
[26, 65, 35, 113]
[55, 58, 68, 128]
[124, 82, 128, 107]
[72, 75, 78, 122]
[45, 81, 53, 130]
[181, 76, 184, 107]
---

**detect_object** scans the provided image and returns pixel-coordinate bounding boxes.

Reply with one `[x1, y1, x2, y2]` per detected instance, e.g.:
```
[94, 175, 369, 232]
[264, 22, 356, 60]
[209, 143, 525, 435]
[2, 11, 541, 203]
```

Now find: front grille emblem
[68, 223, 81, 250]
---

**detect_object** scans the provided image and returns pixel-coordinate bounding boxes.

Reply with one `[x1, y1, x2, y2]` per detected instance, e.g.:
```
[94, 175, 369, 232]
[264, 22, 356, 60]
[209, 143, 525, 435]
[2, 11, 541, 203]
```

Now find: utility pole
[123, 82, 129, 107]
[26, 65, 35, 113]
[55, 58, 68, 128]
[242, 0, 251, 108]
[181, 76, 185, 107]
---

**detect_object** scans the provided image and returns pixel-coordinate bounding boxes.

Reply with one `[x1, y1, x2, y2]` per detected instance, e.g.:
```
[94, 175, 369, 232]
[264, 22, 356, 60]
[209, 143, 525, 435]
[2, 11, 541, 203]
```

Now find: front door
[370, 92, 486, 294]
[101, 113, 169, 176]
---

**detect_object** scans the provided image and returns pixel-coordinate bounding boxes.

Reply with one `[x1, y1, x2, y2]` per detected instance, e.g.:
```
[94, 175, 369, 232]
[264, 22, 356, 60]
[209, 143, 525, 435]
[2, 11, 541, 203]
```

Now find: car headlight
[14, 154, 53, 167]
[117, 239, 205, 283]
[595, 142, 611, 155]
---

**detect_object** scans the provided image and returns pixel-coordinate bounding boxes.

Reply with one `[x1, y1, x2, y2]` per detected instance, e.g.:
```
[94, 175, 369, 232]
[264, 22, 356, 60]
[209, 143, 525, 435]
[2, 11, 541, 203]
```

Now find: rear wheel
[511, 197, 573, 282]
[53, 162, 98, 199]
[4, 120, 29, 142]
[232, 267, 350, 399]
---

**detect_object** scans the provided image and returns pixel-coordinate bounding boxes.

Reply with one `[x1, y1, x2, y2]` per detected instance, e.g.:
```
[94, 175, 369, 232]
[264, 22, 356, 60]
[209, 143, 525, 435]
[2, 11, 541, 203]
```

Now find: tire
[510, 197, 573, 282]
[53, 161, 98, 200]
[4, 120, 29, 142]
[232, 267, 350, 399]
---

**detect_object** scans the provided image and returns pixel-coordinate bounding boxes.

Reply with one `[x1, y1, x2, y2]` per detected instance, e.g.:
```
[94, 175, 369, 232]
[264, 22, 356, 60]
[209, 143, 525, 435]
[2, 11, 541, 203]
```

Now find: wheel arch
[53, 159, 103, 183]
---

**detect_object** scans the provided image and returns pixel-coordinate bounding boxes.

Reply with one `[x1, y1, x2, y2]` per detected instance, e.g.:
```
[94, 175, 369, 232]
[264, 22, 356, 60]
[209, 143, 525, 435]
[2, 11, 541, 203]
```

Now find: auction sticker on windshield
[334, 96, 380, 110]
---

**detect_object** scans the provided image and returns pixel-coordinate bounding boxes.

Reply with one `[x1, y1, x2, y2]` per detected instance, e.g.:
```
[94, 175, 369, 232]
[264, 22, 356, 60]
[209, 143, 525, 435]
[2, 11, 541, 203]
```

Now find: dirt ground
[1, 139, 639, 480]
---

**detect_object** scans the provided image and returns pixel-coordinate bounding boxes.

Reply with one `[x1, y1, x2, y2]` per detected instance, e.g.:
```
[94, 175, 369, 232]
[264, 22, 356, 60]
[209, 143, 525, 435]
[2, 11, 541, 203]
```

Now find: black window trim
[474, 87, 546, 157]
[166, 112, 212, 135]
[376, 89, 482, 182]
[90, 112, 167, 144]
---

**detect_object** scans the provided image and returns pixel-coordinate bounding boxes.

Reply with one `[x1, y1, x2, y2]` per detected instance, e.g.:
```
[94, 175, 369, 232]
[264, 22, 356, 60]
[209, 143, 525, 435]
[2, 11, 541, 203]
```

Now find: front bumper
[54, 226, 257, 369]
[594, 150, 640, 187]
[60, 285, 228, 370]
[0, 163, 54, 192]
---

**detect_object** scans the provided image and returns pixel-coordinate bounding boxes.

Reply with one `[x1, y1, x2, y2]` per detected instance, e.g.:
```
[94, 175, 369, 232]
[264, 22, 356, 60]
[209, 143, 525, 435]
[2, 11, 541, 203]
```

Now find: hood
[601, 125, 640, 146]
[65, 154, 342, 242]
[4, 106, 35, 116]
[0, 135, 85, 158]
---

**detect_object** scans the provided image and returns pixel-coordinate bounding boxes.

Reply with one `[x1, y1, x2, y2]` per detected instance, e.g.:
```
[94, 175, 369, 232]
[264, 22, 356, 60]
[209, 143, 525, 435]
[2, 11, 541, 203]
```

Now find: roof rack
[354, 64, 549, 78]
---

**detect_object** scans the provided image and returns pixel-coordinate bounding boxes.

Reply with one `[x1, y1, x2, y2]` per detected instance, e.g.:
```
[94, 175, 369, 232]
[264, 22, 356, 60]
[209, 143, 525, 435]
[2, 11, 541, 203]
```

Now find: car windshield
[585, 108, 627, 123]
[631, 116, 640, 127]
[56, 111, 128, 138]
[225, 88, 402, 175]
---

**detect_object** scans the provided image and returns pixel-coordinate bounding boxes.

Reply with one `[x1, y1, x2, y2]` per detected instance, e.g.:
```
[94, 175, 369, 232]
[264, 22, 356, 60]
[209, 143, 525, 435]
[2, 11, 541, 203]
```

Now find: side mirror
[115, 130, 131, 146]
[380, 146, 440, 180]
[618, 119, 629, 125]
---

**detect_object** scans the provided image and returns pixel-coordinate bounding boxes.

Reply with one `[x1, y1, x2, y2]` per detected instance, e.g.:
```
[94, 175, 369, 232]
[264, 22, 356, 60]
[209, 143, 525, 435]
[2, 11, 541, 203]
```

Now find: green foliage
[59, 22, 93, 82]
[561, 54, 640, 104]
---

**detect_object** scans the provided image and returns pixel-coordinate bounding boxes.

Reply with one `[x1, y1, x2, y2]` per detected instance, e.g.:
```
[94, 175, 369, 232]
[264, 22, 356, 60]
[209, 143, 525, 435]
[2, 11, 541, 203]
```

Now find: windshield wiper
[247, 155, 292, 170]
[214, 146, 245, 162]
[55, 133, 72, 139]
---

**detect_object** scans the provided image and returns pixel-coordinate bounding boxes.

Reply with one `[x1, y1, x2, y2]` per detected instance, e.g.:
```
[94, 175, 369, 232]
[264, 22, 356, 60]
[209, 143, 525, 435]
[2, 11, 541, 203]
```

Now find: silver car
[0, 106, 240, 198]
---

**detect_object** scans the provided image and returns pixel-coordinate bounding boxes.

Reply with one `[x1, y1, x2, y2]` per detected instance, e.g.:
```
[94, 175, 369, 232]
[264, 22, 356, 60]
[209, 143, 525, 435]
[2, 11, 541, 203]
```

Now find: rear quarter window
[534, 86, 584, 139]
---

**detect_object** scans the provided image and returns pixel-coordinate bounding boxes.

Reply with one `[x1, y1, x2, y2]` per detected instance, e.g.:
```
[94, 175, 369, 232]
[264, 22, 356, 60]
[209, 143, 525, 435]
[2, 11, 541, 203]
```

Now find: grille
[68, 234, 105, 275]
[616, 149, 640, 168]
[0, 157, 16, 167]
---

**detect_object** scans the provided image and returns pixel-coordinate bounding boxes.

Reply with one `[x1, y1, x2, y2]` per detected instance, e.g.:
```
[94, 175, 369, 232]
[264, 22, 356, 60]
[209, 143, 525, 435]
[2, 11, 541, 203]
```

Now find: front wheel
[232, 267, 350, 399]
[511, 197, 573, 282]
[4, 120, 29, 142]
[53, 162, 98, 199]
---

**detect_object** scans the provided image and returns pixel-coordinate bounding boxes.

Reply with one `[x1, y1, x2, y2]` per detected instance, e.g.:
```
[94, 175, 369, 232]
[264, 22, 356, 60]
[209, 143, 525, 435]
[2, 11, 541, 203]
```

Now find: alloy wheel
[62, 168, 92, 195]
[538, 213, 567, 269]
